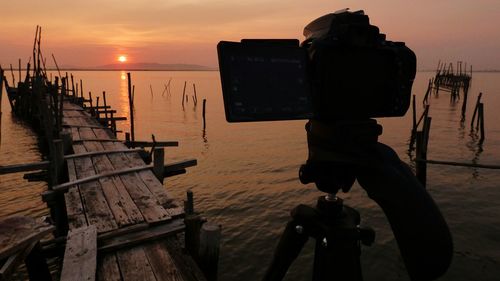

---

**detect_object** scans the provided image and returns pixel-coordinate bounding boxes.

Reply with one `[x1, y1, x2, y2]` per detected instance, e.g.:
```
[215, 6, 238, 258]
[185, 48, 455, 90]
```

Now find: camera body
[217, 10, 416, 122]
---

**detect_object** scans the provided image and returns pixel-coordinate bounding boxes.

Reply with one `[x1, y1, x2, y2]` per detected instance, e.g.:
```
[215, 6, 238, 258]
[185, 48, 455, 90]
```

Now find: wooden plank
[79, 127, 144, 227]
[116, 247, 157, 281]
[60, 225, 97, 281]
[91, 130, 171, 224]
[97, 254, 121, 281]
[98, 219, 184, 253]
[0, 241, 37, 280]
[64, 148, 144, 160]
[72, 143, 118, 233]
[0, 216, 54, 261]
[93, 128, 183, 217]
[52, 164, 154, 193]
[144, 241, 186, 281]
[0, 161, 50, 175]
[64, 127, 88, 229]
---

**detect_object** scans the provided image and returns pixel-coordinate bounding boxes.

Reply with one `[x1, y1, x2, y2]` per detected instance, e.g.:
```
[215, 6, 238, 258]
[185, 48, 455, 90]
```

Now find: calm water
[1, 71, 500, 280]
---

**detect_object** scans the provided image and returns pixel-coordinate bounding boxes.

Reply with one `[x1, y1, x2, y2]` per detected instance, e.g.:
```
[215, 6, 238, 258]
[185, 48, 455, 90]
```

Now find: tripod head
[299, 119, 382, 194]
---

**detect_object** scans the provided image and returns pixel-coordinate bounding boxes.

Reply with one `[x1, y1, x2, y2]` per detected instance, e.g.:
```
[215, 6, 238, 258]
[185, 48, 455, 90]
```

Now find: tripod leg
[262, 220, 309, 281]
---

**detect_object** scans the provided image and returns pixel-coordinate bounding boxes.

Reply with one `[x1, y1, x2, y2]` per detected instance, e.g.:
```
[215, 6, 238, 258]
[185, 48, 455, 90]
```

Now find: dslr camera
[217, 9, 417, 122]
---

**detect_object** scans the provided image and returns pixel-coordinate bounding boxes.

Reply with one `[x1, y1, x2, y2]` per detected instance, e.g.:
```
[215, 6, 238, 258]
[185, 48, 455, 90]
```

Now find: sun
[118, 55, 127, 63]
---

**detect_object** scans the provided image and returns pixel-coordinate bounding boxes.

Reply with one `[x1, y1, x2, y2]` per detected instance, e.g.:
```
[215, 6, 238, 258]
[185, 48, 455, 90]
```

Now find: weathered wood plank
[144, 242, 185, 281]
[63, 127, 89, 229]
[72, 143, 117, 233]
[97, 254, 121, 281]
[0, 216, 54, 261]
[79, 127, 144, 227]
[91, 130, 171, 224]
[94, 128, 176, 210]
[99, 219, 184, 253]
[60, 225, 97, 281]
[116, 247, 157, 281]
[0, 241, 37, 280]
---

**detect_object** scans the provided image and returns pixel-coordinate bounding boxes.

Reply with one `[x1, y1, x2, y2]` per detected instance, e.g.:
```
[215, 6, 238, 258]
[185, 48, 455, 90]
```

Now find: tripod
[263, 119, 381, 281]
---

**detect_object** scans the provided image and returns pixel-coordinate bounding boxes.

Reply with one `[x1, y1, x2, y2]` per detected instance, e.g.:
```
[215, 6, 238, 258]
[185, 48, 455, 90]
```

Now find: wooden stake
[150, 84, 154, 98]
[202, 99, 207, 130]
[127, 73, 135, 141]
[479, 103, 485, 143]
[471, 92, 482, 127]
[199, 223, 221, 281]
[193, 83, 198, 105]
[153, 147, 165, 183]
[182, 81, 187, 108]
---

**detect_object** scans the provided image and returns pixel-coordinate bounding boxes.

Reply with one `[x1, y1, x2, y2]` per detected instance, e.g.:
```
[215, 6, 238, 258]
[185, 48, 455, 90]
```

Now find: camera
[217, 9, 417, 122]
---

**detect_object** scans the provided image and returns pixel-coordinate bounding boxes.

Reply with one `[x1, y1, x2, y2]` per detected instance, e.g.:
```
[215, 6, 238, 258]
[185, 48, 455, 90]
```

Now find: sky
[0, 0, 499, 70]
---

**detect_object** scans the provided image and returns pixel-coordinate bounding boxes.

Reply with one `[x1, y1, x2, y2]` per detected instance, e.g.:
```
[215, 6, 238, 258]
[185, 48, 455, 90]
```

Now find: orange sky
[0, 0, 499, 69]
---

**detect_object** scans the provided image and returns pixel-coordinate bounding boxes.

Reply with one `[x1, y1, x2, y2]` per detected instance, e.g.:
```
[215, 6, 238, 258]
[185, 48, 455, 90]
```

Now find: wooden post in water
[153, 147, 165, 183]
[127, 73, 135, 141]
[102, 91, 109, 126]
[18, 58, 21, 83]
[471, 92, 482, 128]
[415, 117, 432, 188]
[182, 81, 187, 109]
[410, 95, 417, 149]
[478, 103, 485, 143]
[184, 190, 203, 260]
[193, 83, 198, 106]
[199, 223, 221, 281]
[71, 74, 75, 101]
[202, 99, 207, 130]
[150, 84, 154, 98]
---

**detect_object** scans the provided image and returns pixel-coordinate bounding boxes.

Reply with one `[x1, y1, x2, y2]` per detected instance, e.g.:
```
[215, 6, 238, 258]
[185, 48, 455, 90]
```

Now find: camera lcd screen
[217, 40, 313, 122]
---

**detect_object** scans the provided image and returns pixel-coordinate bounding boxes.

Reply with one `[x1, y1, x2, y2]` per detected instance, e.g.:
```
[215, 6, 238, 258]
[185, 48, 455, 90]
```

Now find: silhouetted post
[9, 64, 15, 86]
[410, 95, 417, 149]
[153, 147, 165, 183]
[193, 83, 198, 105]
[199, 223, 221, 281]
[102, 91, 109, 126]
[471, 92, 482, 128]
[202, 99, 207, 130]
[18, 58, 21, 83]
[71, 74, 75, 101]
[182, 81, 187, 108]
[80, 79, 84, 101]
[127, 72, 135, 141]
[479, 103, 485, 143]
[184, 190, 203, 260]
[150, 84, 154, 98]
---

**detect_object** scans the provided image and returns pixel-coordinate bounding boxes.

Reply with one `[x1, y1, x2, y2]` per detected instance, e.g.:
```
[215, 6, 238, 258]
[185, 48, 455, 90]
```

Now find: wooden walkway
[58, 101, 203, 281]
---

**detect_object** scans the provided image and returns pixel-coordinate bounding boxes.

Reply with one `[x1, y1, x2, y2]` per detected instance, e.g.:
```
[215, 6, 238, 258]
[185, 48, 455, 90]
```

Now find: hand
[356, 143, 453, 281]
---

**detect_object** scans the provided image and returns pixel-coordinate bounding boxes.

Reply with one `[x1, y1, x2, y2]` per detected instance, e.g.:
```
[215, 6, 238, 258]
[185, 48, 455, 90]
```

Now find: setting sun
[118, 55, 127, 63]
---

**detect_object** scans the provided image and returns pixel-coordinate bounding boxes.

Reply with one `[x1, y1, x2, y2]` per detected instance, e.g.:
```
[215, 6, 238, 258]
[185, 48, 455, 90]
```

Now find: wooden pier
[0, 28, 219, 281]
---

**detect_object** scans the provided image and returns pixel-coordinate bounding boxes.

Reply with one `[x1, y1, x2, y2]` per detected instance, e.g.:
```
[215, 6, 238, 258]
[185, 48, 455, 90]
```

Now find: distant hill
[88, 62, 215, 71]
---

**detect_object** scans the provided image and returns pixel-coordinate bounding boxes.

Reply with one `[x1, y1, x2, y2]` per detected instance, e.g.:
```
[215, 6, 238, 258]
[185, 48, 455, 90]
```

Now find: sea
[1, 70, 499, 281]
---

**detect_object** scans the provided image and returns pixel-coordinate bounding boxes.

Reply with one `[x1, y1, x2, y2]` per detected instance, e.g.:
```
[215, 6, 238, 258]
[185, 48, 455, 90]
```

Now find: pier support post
[50, 139, 69, 236]
[25, 242, 52, 281]
[199, 223, 221, 281]
[153, 147, 165, 183]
